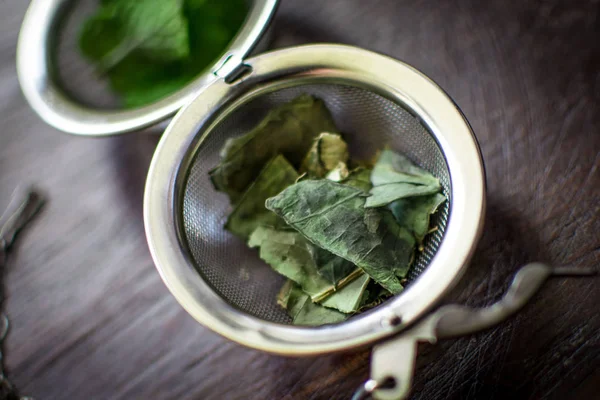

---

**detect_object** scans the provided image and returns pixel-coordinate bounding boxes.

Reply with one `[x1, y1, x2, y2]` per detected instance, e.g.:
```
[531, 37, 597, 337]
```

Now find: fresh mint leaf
[79, 0, 247, 108]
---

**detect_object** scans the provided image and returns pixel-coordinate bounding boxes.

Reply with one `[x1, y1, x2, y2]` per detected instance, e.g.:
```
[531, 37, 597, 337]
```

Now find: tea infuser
[141, 44, 595, 400]
[16, 1, 596, 399]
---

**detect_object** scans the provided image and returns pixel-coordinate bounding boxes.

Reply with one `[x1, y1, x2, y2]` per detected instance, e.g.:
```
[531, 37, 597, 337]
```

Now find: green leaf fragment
[300, 133, 350, 177]
[277, 281, 348, 326]
[312, 246, 357, 287]
[358, 281, 394, 312]
[225, 155, 298, 239]
[80, 0, 190, 68]
[342, 167, 373, 192]
[325, 162, 350, 182]
[210, 95, 338, 203]
[79, 0, 247, 108]
[371, 149, 440, 186]
[265, 180, 415, 294]
[326, 165, 372, 192]
[366, 184, 440, 208]
[389, 193, 447, 247]
[248, 226, 367, 312]
[365, 149, 441, 208]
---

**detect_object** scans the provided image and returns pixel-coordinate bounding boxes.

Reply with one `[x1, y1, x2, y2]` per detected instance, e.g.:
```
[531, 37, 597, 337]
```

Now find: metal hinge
[213, 54, 252, 84]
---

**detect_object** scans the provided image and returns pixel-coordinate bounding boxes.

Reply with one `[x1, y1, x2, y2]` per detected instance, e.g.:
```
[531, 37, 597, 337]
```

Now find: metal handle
[355, 262, 597, 400]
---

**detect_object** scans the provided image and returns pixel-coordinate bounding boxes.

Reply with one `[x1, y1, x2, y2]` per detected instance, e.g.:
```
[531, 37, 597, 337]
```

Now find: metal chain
[0, 188, 44, 400]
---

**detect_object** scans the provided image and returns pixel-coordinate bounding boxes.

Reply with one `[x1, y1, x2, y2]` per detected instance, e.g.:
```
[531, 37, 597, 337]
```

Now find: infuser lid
[16, 0, 279, 136]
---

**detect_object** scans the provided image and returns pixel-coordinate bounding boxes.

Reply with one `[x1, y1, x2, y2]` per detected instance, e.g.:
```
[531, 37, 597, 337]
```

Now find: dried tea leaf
[321, 273, 370, 312]
[300, 133, 349, 177]
[341, 167, 373, 192]
[371, 149, 440, 186]
[266, 180, 415, 293]
[210, 95, 338, 202]
[358, 281, 394, 312]
[80, 0, 190, 69]
[326, 165, 372, 192]
[312, 246, 357, 287]
[366, 184, 440, 208]
[365, 149, 441, 208]
[249, 226, 367, 312]
[278, 281, 348, 326]
[225, 155, 298, 239]
[389, 193, 447, 246]
[325, 162, 350, 182]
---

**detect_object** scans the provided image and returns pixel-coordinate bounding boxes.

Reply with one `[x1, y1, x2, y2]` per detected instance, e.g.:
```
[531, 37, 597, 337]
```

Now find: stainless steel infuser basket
[17, 1, 594, 399]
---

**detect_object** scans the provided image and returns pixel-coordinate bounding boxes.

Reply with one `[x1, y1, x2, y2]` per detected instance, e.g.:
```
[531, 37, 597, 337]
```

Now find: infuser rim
[16, 0, 279, 136]
[144, 44, 486, 356]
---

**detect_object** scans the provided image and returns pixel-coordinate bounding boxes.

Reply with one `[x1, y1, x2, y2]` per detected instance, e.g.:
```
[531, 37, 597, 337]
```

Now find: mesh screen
[182, 84, 451, 323]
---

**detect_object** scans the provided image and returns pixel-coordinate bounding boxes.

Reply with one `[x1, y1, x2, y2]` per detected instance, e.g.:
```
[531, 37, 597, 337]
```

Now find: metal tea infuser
[17, 1, 595, 399]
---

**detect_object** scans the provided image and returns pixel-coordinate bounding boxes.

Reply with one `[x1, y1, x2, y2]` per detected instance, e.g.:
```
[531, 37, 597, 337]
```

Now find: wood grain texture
[1, 0, 598, 399]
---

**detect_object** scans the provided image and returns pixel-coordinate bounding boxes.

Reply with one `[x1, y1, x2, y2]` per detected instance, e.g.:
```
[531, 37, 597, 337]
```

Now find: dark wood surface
[1, 0, 599, 399]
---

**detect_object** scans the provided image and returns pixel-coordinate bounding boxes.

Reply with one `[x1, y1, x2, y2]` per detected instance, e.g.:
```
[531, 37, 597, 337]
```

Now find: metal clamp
[355, 263, 597, 400]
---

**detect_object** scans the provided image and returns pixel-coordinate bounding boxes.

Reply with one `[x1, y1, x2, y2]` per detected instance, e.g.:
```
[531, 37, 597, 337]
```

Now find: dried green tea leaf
[325, 162, 350, 182]
[358, 281, 394, 312]
[225, 155, 298, 239]
[389, 193, 447, 246]
[278, 281, 348, 326]
[248, 226, 367, 312]
[300, 133, 349, 177]
[326, 165, 372, 192]
[365, 149, 441, 208]
[371, 149, 440, 186]
[321, 273, 370, 312]
[341, 167, 373, 192]
[312, 246, 357, 287]
[209, 95, 338, 202]
[277, 280, 295, 309]
[266, 180, 415, 293]
[366, 184, 440, 208]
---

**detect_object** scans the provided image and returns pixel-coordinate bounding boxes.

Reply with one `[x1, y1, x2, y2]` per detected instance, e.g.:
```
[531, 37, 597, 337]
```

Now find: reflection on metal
[361, 263, 597, 400]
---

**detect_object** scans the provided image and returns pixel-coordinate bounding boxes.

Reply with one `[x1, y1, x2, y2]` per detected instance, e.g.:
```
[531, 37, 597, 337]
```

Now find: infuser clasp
[358, 262, 597, 400]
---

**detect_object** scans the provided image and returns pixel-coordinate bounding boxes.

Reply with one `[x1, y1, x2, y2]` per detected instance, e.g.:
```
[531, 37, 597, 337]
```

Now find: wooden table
[1, 0, 598, 399]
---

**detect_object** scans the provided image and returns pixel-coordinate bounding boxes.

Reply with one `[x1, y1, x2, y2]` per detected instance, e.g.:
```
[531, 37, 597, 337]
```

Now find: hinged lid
[16, 0, 279, 136]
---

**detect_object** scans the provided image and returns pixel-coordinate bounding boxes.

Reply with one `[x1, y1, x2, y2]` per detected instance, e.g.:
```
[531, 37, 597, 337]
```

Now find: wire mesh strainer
[182, 83, 451, 324]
